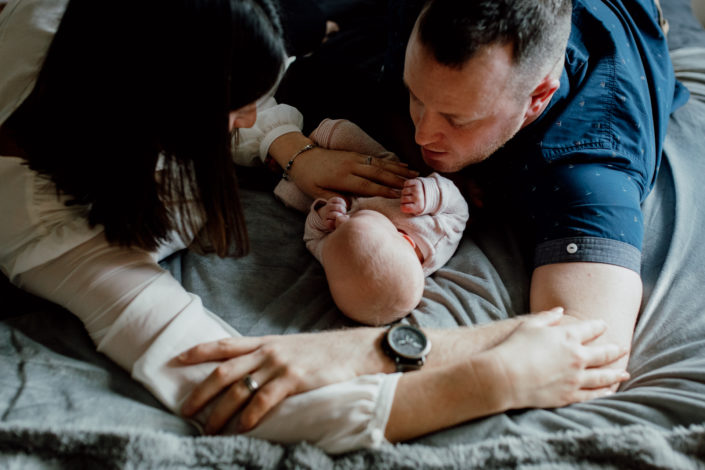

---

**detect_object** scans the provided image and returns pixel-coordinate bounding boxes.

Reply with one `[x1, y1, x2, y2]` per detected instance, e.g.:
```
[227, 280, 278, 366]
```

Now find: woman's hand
[489, 307, 630, 411]
[269, 132, 418, 201]
[177, 328, 391, 434]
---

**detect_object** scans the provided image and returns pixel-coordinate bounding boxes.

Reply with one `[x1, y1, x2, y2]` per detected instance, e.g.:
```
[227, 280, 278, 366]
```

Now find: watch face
[388, 325, 431, 360]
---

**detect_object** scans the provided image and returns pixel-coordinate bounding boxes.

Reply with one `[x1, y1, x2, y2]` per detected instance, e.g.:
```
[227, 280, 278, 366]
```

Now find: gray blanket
[2, 1, 705, 468]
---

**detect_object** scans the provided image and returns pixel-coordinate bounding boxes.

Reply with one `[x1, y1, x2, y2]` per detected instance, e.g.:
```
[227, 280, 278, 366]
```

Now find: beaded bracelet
[283, 142, 317, 180]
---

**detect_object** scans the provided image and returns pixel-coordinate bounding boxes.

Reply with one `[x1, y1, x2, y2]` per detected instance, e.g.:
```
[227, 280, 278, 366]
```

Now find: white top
[0, 0, 399, 454]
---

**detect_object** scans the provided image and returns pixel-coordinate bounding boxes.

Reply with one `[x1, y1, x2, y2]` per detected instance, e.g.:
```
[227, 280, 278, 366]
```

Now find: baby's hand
[318, 196, 349, 230]
[400, 179, 425, 215]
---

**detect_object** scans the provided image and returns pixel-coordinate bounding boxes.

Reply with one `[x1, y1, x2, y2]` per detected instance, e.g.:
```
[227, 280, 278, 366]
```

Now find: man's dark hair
[5, 0, 286, 257]
[417, 0, 572, 83]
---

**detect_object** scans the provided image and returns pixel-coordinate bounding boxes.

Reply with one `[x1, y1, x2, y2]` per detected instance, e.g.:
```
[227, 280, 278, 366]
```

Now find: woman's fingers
[354, 159, 418, 189]
[202, 374, 257, 433]
[237, 376, 294, 433]
[181, 351, 262, 417]
[178, 337, 263, 364]
[362, 155, 417, 177]
[204, 367, 278, 434]
[333, 174, 404, 199]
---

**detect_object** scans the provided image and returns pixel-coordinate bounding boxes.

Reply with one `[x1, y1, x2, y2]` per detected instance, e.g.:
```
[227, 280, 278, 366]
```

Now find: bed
[2, 1, 705, 468]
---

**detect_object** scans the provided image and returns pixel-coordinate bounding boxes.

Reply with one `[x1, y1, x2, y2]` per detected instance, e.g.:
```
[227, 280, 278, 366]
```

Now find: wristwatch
[381, 324, 432, 372]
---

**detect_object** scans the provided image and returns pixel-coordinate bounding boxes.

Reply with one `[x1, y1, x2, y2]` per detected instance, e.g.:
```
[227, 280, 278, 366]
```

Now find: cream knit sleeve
[231, 96, 304, 167]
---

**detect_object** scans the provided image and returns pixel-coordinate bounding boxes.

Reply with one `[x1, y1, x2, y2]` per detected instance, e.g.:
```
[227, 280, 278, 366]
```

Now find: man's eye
[449, 118, 476, 129]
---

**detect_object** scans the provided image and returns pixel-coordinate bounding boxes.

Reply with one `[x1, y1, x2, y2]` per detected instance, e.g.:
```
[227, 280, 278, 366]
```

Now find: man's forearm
[353, 316, 527, 377]
[422, 317, 524, 369]
[385, 352, 506, 442]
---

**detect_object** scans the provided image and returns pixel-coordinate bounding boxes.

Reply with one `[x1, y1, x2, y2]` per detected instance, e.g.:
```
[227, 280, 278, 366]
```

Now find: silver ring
[242, 374, 259, 394]
[365, 156, 372, 165]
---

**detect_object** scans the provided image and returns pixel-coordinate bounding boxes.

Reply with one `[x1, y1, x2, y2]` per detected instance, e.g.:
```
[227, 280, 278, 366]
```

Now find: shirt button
[566, 243, 578, 254]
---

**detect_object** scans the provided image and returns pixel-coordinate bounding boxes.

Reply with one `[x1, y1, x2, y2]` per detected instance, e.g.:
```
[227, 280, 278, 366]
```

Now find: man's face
[403, 32, 529, 173]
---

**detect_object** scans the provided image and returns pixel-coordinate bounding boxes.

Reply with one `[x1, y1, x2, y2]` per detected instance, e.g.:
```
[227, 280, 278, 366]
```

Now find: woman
[0, 0, 627, 454]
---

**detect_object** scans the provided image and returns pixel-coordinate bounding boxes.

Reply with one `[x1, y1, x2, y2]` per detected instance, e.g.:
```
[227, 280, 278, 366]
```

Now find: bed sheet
[2, 0, 705, 467]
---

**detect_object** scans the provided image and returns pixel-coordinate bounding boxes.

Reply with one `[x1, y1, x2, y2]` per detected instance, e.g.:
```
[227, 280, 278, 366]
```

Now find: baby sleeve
[302, 198, 331, 263]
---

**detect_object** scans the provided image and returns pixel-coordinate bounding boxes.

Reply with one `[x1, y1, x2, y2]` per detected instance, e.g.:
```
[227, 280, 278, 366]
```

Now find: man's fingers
[525, 307, 565, 327]
[567, 318, 608, 344]
[579, 368, 630, 390]
[584, 342, 629, 367]
[571, 387, 616, 403]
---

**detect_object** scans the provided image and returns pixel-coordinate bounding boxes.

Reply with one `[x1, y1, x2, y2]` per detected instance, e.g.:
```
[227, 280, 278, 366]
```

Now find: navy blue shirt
[477, 0, 688, 273]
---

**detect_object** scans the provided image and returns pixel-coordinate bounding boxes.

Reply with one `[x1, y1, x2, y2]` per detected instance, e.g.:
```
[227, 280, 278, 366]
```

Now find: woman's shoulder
[0, 0, 69, 128]
[0, 155, 102, 281]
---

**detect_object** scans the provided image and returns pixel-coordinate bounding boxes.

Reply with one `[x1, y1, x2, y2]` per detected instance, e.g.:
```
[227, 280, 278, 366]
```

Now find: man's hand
[490, 308, 630, 410]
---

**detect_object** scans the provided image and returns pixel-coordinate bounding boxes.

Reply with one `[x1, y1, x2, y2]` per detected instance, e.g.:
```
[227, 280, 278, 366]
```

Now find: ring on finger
[365, 156, 372, 165]
[242, 374, 259, 394]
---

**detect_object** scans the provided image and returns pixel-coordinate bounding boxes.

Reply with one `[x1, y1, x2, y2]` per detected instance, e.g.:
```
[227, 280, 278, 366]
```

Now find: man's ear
[523, 76, 560, 126]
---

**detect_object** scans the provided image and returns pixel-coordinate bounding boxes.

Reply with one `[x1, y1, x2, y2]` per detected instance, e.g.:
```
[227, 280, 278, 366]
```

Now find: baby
[281, 119, 469, 325]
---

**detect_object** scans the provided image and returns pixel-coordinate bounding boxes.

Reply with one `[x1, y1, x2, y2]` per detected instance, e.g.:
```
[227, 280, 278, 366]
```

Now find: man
[397, 0, 687, 370]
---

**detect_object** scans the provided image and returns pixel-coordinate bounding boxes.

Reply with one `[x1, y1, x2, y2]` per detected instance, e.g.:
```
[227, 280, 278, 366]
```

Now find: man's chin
[422, 148, 489, 173]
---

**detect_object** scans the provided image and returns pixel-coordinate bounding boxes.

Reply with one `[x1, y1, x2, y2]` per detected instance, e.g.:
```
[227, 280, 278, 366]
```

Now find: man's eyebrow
[439, 110, 463, 121]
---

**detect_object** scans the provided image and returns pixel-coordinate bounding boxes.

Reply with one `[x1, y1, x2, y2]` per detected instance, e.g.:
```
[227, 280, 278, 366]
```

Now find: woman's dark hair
[5, 0, 286, 256]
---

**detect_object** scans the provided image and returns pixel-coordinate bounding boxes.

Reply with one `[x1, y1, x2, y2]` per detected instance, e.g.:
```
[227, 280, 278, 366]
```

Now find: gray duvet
[2, 1, 705, 468]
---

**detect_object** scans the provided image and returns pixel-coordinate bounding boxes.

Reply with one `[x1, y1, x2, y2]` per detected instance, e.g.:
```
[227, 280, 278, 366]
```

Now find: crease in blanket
[1, 330, 27, 421]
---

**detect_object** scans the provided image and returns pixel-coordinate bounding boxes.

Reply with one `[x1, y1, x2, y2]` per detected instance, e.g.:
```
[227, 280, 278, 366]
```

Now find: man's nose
[414, 110, 440, 146]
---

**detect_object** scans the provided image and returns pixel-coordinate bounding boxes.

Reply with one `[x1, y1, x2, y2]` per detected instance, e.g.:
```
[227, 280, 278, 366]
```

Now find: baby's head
[321, 210, 425, 325]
